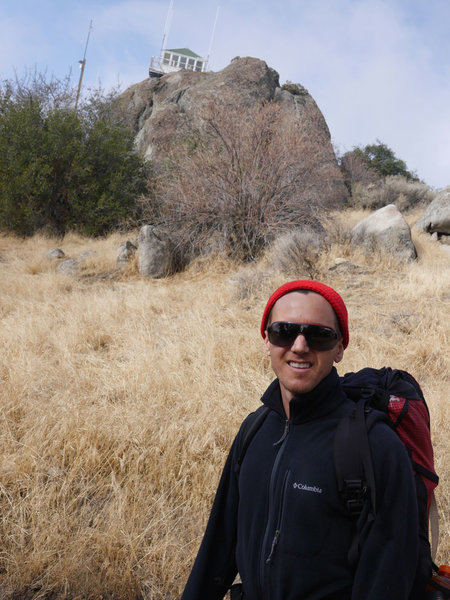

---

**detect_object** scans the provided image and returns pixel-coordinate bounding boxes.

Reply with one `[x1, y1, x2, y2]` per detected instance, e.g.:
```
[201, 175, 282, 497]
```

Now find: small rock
[117, 241, 137, 265]
[77, 250, 97, 262]
[56, 259, 78, 275]
[47, 248, 65, 259]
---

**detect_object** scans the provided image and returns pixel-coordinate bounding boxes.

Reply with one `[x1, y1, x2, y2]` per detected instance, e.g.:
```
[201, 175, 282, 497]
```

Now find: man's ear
[334, 341, 344, 364]
[264, 333, 271, 356]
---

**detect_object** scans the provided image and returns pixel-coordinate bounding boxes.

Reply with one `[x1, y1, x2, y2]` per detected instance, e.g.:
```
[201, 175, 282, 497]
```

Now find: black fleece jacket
[181, 368, 419, 600]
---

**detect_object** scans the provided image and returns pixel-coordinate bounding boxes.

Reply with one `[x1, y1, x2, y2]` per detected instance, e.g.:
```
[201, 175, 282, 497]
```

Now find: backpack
[236, 367, 439, 574]
[335, 367, 439, 580]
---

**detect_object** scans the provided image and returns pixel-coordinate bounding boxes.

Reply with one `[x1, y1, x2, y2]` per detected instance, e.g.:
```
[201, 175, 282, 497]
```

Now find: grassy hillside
[0, 215, 449, 598]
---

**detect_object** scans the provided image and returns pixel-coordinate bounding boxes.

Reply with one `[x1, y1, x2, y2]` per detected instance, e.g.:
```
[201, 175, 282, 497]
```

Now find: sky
[1, 0, 450, 189]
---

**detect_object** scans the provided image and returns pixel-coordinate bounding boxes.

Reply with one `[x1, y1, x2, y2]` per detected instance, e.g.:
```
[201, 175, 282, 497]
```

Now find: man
[182, 280, 419, 599]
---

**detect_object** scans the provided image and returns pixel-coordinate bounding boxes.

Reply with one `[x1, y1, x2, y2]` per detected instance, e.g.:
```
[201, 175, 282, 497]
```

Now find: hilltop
[115, 56, 348, 208]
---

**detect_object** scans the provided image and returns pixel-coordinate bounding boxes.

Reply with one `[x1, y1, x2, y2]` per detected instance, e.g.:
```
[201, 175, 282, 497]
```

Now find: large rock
[115, 57, 348, 207]
[414, 189, 450, 236]
[138, 225, 173, 278]
[351, 204, 417, 261]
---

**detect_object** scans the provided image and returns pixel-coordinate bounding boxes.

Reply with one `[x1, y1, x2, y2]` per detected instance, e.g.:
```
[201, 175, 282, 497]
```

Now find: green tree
[339, 140, 417, 186]
[0, 72, 150, 236]
[362, 140, 417, 180]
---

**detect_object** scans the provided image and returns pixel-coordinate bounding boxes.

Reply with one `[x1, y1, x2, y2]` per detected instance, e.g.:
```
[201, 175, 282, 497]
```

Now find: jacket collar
[261, 367, 346, 422]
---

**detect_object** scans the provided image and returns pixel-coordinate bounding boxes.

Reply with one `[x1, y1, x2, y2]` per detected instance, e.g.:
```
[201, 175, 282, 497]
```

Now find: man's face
[264, 291, 344, 403]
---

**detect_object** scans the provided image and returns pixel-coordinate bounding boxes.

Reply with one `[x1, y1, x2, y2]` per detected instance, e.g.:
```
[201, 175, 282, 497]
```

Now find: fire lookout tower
[149, 47, 207, 78]
[148, 1, 219, 78]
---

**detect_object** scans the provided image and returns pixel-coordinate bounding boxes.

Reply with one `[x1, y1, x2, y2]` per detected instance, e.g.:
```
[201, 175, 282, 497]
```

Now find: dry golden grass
[0, 219, 449, 599]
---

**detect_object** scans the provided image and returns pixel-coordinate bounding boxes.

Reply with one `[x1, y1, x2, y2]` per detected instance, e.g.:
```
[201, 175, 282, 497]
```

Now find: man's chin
[281, 380, 318, 398]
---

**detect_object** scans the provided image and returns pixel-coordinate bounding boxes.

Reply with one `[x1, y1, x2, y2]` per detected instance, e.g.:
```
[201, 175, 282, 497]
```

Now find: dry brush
[0, 223, 448, 598]
[144, 99, 343, 264]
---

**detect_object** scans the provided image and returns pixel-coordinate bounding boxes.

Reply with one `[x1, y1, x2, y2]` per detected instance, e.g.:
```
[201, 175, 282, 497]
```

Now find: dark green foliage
[0, 72, 149, 236]
[337, 140, 431, 211]
[362, 141, 417, 180]
[340, 140, 418, 184]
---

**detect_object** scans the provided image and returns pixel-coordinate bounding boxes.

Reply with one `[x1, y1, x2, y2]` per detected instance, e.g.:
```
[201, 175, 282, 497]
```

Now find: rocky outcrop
[351, 204, 417, 261]
[414, 189, 450, 240]
[115, 57, 348, 207]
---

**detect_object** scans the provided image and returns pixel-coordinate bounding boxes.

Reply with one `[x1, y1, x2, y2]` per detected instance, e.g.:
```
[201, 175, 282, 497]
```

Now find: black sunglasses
[267, 322, 339, 351]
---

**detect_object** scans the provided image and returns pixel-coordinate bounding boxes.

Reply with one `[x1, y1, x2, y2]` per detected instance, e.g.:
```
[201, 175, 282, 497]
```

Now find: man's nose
[290, 334, 310, 352]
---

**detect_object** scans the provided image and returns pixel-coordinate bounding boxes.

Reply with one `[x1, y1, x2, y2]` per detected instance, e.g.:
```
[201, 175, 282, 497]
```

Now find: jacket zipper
[258, 418, 290, 600]
[266, 469, 290, 563]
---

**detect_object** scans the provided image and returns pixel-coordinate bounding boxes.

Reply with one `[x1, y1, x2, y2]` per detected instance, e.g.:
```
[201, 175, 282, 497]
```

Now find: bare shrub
[322, 216, 353, 247]
[339, 148, 379, 192]
[267, 226, 328, 279]
[350, 176, 435, 211]
[145, 99, 342, 264]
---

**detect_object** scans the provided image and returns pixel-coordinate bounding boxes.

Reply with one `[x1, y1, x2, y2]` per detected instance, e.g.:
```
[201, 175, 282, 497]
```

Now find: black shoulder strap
[334, 401, 377, 516]
[236, 406, 270, 473]
[334, 402, 388, 566]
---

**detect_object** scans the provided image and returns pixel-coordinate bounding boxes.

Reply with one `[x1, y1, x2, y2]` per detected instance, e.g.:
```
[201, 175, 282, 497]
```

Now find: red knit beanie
[260, 280, 349, 348]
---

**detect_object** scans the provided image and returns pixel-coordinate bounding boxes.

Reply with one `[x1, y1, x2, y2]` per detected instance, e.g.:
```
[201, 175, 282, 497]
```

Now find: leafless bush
[350, 176, 435, 211]
[339, 148, 379, 191]
[322, 217, 353, 247]
[144, 99, 342, 263]
[267, 226, 328, 279]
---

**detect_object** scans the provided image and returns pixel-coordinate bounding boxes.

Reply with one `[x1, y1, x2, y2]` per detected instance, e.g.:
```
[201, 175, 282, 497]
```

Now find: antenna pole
[75, 20, 93, 111]
[206, 5, 220, 70]
[160, 0, 174, 56]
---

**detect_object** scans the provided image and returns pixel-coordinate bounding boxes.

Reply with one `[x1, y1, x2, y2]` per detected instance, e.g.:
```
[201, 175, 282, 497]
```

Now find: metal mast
[75, 20, 93, 111]
[206, 5, 220, 70]
[160, 0, 174, 56]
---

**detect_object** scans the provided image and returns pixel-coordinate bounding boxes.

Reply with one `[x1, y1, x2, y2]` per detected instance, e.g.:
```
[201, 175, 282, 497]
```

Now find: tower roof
[165, 48, 203, 59]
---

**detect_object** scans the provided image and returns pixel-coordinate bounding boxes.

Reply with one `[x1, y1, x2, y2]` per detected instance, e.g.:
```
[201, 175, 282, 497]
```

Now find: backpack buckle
[343, 479, 367, 516]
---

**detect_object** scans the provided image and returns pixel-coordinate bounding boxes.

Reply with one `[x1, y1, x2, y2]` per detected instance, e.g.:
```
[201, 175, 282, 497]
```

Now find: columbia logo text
[293, 482, 323, 494]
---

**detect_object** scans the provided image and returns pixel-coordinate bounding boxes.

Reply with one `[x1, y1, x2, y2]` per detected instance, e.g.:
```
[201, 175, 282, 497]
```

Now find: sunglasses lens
[267, 322, 298, 346]
[267, 323, 338, 351]
[306, 326, 338, 351]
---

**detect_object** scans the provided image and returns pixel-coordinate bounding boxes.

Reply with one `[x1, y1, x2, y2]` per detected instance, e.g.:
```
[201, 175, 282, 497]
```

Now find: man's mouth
[288, 361, 312, 369]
